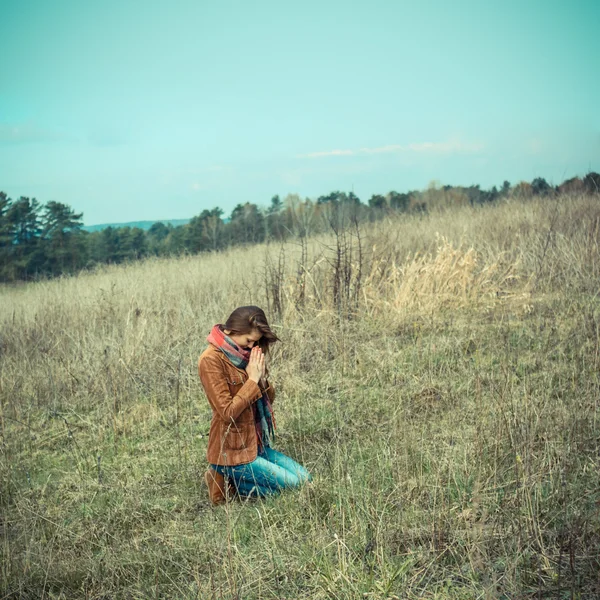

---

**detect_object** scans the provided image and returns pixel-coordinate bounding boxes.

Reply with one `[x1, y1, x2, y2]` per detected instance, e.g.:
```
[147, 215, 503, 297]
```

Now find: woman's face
[226, 328, 262, 350]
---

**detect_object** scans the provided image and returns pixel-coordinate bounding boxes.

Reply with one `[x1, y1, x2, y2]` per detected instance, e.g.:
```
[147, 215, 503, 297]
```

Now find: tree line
[1, 173, 599, 283]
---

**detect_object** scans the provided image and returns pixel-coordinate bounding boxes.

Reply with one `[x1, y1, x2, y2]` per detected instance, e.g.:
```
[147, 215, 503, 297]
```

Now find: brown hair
[224, 306, 280, 354]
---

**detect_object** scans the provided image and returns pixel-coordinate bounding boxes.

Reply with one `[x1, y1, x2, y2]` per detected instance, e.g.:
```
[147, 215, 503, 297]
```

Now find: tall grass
[1, 194, 599, 598]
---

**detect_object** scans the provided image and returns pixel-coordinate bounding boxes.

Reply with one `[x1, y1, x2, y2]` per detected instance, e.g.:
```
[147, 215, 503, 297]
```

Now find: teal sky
[1, 0, 598, 225]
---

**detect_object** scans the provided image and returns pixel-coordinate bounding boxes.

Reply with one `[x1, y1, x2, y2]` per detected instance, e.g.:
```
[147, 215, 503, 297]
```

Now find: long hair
[224, 306, 280, 355]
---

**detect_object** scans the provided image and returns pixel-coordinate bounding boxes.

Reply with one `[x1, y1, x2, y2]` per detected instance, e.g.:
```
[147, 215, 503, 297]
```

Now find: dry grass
[1, 194, 599, 599]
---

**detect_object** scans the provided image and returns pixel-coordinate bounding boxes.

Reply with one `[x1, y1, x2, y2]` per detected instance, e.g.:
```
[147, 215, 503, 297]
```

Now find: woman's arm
[199, 354, 262, 423]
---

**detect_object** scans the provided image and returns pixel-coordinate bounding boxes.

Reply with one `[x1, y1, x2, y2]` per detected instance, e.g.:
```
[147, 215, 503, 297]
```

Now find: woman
[198, 305, 311, 504]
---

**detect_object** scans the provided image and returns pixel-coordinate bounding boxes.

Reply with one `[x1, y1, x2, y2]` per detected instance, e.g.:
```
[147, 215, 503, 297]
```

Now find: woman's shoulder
[198, 345, 238, 370]
[198, 344, 220, 365]
[198, 346, 225, 379]
[198, 346, 245, 380]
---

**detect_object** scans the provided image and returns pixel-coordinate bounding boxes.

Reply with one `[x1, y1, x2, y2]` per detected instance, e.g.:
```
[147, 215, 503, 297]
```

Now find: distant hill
[82, 218, 191, 232]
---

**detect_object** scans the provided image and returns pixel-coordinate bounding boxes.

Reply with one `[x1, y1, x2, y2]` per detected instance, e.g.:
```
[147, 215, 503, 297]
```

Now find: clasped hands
[245, 346, 266, 384]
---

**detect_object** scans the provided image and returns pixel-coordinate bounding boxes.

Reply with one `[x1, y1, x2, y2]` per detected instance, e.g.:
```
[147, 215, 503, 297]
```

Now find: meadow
[1, 194, 599, 599]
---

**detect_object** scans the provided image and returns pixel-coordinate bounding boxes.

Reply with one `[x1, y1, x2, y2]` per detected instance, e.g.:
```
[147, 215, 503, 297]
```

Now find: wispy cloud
[298, 139, 484, 159]
[525, 137, 543, 155]
[299, 149, 355, 158]
[158, 164, 233, 187]
[359, 144, 405, 155]
[0, 122, 66, 145]
[86, 130, 129, 147]
[182, 165, 232, 176]
[406, 140, 484, 154]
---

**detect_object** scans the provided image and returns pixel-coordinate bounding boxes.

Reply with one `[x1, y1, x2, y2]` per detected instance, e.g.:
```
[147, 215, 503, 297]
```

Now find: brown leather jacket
[198, 345, 275, 466]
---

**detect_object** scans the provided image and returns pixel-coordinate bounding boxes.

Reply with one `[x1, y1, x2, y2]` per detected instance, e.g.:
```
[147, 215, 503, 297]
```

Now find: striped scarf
[207, 324, 275, 448]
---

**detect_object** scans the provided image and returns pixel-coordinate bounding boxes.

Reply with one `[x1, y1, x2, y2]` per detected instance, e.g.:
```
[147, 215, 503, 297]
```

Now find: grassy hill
[1, 194, 599, 598]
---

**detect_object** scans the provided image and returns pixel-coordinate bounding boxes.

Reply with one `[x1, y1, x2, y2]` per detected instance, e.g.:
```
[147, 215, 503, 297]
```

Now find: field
[1, 194, 599, 599]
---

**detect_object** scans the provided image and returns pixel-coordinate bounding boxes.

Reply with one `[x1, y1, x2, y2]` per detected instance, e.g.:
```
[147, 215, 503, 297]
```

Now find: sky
[1, 0, 599, 225]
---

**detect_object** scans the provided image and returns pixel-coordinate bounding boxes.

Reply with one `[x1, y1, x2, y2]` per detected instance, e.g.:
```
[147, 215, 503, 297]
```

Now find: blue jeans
[211, 447, 311, 498]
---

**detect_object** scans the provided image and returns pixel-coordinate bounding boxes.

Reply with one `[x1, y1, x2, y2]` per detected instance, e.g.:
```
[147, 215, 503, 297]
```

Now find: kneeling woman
[198, 306, 311, 504]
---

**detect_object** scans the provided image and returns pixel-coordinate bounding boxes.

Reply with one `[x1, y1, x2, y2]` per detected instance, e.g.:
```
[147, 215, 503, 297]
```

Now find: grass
[1, 194, 599, 599]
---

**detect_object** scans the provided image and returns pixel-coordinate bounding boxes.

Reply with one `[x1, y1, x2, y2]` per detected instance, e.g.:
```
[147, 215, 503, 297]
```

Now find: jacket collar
[208, 344, 248, 376]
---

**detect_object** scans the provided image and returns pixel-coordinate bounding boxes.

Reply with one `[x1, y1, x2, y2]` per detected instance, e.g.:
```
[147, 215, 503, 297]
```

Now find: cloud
[407, 140, 484, 154]
[298, 139, 484, 159]
[87, 130, 129, 147]
[157, 165, 233, 187]
[359, 144, 405, 155]
[299, 149, 356, 158]
[201, 165, 228, 173]
[0, 122, 65, 145]
[280, 170, 303, 186]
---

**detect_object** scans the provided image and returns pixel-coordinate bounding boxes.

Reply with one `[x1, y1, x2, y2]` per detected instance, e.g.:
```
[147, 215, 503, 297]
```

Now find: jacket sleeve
[198, 353, 262, 423]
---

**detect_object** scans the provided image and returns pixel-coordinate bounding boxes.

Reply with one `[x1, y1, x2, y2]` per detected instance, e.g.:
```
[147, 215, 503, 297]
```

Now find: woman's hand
[246, 347, 265, 383]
